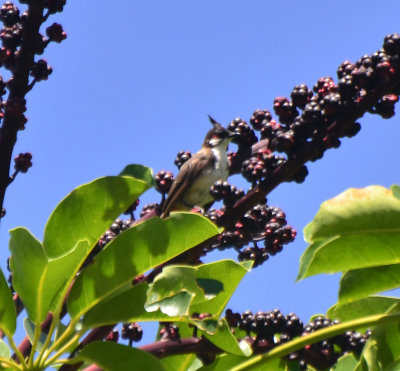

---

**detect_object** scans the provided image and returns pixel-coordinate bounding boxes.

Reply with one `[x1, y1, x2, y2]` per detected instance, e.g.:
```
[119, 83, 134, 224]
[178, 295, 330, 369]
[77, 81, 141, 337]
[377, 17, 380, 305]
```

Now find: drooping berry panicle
[216, 32, 400, 229]
[225, 309, 370, 370]
[205, 199, 296, 267]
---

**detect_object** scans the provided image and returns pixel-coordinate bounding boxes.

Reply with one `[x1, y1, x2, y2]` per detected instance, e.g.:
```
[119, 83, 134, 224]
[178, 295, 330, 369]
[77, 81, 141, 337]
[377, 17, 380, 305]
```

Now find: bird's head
[203, 115, 238, 149]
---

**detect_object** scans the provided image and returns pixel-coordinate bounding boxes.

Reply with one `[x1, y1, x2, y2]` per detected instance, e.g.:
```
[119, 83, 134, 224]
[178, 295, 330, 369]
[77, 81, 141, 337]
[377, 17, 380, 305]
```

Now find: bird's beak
[228, 130, 241, 140]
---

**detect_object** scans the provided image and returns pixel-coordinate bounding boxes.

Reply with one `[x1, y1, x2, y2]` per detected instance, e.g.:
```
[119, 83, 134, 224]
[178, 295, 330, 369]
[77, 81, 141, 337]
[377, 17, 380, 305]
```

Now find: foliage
[0, 1, 399, 370]
[0, 167, 399, 370]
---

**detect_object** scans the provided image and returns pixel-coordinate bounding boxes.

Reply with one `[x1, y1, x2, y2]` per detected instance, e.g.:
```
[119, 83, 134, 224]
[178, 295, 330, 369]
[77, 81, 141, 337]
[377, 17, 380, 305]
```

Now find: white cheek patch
[209, 137, 221, 146]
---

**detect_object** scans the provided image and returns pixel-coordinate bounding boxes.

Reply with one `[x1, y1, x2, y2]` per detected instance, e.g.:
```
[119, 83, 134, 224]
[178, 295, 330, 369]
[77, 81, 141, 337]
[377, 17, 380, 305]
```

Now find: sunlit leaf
[10, 176, 151, 323]
[339, 264, 400, 304]
[328, 296, 400, 321]
[82, 283, 173, 329]
[68, 213, 218, 320]
[119, 164, 156, 187]
[145, 266, 205, 317]
[298, 186, 400, 280]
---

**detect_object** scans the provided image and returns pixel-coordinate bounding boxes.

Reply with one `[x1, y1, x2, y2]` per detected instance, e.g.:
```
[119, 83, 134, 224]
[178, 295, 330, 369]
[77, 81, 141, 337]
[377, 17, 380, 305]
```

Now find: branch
[0, 0, 45, 212]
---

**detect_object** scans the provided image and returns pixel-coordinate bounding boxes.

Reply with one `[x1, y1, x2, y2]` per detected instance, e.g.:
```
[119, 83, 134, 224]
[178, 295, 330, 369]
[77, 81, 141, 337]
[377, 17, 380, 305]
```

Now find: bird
[160, 116, 238, 218]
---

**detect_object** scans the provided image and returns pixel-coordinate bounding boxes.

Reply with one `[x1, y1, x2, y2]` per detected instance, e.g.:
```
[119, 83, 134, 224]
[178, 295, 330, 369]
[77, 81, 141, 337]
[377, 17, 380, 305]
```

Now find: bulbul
[160, 116, 237, 218]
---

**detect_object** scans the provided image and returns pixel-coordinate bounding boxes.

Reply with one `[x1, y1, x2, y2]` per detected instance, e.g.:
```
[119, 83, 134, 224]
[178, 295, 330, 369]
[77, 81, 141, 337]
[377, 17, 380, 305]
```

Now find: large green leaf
[67, 213, 218, 320]
[339, 264, 400, 304]
[82, 283, 173, 329]
[146, 260, 251, 318]
[0, 268, 15, 336]
[298, 186, 400, 280]
[191, 260, 252, 317]
[10, 176, 150, 323]
[119, 164, 156, 187]
[145, 266, 206, 317]
[82, 260, 250, 329]
[328, 296, 400, 321]
[9, 228, 49, 324]
[43, 176, 151, 258]
[74, 341, 165, 371]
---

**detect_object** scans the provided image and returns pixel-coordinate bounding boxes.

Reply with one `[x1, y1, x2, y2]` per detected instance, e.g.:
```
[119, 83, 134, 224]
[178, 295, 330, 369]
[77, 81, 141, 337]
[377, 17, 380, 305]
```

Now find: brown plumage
[160, 117, 236, 218]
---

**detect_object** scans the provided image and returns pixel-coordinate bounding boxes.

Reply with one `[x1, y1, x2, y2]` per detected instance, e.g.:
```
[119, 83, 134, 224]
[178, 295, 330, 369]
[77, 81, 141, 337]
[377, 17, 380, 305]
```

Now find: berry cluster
[0, 1, 67, 203]
[13, 152, 32, 173]
[159, 32, 400, 267]
[294, 316, 370, 370]
[205, 199, 296, 267]
[174, 150, 192, 169]
[121, 322, 143, 345]
[155, 170, 174, 195]
[225, 309, 370, 370]
[209, 180, 244, 207]
[227, 117, 258, 149]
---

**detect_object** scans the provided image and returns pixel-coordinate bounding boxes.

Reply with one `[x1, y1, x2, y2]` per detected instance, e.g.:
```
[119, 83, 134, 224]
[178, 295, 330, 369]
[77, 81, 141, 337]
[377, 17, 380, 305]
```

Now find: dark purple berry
[46, 23, 66, 43]
[14, 152, 32, 173]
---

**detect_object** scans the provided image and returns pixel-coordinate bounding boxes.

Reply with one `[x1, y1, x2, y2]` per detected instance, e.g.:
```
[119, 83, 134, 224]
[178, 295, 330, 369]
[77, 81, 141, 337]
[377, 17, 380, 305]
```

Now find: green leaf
[10, 177, 150, 323]
[83, 283, 173, 329]
[9, 228, 48, 324]
[161, 354, 197, 371]
[0, 339, 10, 359]
[328, 296, 400, 321]
[75, 341, 165, 371]
[190, 261, 252, 317]
[298, 186, 400, 280]
[199, 355, 283, 371]
[119, 164, 156, 187]
[339, 264, 400, 304]
[43, 176, 150, 258]
[23, 318, 48, 353]
[67, 213, 218, 320]
[82, 260, 249, 329]
[145, 266, 205, 317]
[357, 338, 381, 371]
[332, 354, 359, 370]
[203, 319, 252, 356]
[371, 322, 400, 369]
[0, 268, 15, 336]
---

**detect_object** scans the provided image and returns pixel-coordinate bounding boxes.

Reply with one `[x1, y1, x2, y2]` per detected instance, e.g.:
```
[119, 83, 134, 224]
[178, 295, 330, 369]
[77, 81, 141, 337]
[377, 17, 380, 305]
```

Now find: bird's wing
[161, 151, 214, 218]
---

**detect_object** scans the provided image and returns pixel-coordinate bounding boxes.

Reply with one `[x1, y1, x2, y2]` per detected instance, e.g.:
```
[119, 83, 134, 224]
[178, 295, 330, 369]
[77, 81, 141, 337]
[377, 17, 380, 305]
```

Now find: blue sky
[1, 1, 399, 346]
